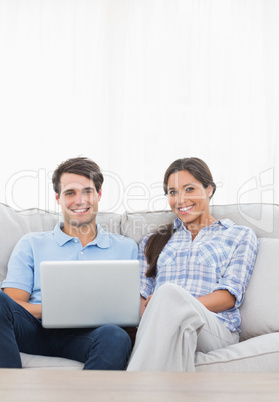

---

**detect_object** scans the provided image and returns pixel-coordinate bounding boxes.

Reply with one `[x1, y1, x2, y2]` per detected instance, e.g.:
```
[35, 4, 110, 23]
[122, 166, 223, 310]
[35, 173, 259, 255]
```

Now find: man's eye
[65, 192, 74, 196]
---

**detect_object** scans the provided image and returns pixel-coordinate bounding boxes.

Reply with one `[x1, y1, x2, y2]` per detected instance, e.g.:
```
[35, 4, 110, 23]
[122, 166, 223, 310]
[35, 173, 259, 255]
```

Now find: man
[0, 157, 138, 369]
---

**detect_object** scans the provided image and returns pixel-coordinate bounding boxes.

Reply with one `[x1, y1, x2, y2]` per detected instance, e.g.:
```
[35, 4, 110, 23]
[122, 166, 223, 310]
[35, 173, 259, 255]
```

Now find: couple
[0, 156, 258, 371]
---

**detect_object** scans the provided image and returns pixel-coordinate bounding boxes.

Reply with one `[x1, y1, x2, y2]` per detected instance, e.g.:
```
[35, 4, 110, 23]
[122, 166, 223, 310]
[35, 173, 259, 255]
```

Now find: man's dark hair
[52, 157, 104, 196]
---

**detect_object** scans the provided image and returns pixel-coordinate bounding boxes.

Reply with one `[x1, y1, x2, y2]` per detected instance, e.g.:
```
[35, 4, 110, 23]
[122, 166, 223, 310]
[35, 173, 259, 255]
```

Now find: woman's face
[166, 170, 213, 228]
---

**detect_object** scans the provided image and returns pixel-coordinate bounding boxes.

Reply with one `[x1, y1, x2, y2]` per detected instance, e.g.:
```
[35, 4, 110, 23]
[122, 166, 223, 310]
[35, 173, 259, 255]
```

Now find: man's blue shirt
[2, 223, 138, 304]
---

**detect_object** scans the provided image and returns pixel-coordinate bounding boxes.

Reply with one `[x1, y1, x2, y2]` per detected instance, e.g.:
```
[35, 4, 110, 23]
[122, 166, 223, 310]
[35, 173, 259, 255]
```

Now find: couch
[0, 202, 279, 371]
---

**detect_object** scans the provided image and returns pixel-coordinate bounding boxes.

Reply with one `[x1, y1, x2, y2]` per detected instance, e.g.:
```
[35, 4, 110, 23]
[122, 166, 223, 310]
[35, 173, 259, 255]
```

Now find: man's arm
[3, 288, 42, 319]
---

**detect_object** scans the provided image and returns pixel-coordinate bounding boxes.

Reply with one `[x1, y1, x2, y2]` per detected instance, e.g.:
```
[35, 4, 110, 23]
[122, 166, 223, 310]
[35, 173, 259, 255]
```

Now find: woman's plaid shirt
[139, 218, 258, 333]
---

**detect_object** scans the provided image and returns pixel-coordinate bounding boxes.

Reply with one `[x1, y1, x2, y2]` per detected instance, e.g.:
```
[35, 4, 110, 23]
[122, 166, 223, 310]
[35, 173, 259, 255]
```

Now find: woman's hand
[140, 295, 153, 317]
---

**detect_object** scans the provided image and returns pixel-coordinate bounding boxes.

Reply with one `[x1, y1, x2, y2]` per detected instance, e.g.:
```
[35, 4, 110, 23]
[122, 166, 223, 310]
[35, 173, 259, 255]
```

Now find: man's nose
[75, 192, 85, 204]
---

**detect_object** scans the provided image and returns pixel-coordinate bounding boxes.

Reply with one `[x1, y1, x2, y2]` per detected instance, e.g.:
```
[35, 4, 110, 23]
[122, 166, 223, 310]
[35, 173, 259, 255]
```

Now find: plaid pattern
[139, 218, 258, 332]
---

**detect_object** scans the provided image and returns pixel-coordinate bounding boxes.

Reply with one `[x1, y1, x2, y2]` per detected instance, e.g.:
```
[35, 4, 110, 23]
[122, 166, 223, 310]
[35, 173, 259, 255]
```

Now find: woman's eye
[185, 187, 194, 192]
[168, 190, 177, 196]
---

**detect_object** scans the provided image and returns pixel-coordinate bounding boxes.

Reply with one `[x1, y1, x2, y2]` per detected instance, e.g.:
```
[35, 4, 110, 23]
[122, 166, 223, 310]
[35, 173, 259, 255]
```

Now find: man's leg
[0, 291, 56, 368]
[54, 325, 132, 370]
[0, 291, 22, 367]
[0, 292, 131, 370]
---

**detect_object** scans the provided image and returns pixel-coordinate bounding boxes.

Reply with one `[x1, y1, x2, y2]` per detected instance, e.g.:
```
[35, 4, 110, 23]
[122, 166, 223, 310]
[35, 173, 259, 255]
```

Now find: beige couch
[0, 202, 279, 371]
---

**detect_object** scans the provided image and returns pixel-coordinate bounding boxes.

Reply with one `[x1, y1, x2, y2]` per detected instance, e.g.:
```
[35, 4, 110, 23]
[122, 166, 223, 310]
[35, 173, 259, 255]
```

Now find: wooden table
[1, 370, 279, 401]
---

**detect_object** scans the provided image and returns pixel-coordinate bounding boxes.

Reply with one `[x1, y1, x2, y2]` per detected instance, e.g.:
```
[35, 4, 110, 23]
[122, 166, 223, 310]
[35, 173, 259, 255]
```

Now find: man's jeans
[0, 291, 132, 369]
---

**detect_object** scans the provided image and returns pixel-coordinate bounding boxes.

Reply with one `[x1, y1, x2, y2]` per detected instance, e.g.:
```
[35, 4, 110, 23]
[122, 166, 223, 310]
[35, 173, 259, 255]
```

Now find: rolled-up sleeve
[213, 227, 259, 307]
[1, 234, 35, 294]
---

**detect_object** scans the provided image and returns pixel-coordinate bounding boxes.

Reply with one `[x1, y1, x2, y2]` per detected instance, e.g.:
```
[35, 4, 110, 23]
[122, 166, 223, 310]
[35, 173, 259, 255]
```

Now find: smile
[71, 208, 90, 213]
[178, 205, 194, 213]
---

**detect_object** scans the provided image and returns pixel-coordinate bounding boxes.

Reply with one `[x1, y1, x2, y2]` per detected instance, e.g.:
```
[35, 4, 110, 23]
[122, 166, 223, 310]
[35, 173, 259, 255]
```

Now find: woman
[127, 157, 258, 371]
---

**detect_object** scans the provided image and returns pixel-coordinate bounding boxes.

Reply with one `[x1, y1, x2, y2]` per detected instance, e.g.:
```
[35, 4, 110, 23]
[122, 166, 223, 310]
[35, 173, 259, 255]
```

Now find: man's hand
[3, 288, 42, 319]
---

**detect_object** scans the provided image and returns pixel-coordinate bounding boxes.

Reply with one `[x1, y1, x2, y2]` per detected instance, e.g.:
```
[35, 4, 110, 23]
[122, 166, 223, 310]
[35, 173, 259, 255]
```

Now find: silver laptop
[40, 260, 141, 329]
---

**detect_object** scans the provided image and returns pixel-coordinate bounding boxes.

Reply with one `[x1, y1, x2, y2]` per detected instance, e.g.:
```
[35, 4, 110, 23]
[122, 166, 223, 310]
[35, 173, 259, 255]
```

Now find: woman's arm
[141, 289, 235, 317]
[140, 294, 153, 317]
[197, 289, 236, 313]
[138, 234, 155, 311]
[3, 288, 42, 319]
[210, 227, 258, 309]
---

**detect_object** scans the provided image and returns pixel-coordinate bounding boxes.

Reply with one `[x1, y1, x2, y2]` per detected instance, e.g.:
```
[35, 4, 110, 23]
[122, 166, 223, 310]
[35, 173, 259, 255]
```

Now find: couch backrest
[0, 203, 121, 284]
[122, 203, 279, 243]
[1, 201, 279, 341]
[239, 237, 279, 340]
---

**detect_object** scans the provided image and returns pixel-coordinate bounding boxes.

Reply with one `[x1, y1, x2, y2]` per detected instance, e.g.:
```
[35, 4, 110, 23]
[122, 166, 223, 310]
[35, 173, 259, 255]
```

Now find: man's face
[56, 173, 102, 230]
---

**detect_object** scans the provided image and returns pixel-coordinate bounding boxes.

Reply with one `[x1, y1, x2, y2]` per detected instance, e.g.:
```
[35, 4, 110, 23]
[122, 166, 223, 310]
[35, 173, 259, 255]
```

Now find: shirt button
[80, 251, 84, 255]
[74, 239, 78, 243]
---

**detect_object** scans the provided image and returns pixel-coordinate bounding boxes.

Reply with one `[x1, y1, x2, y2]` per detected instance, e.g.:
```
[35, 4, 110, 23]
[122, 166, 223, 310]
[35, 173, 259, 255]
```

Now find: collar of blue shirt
[54, 223, 110, 249]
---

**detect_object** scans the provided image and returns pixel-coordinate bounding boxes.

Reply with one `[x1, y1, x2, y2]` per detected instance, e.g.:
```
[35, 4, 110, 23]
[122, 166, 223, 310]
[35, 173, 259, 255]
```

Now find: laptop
[40, 260, 141, 329]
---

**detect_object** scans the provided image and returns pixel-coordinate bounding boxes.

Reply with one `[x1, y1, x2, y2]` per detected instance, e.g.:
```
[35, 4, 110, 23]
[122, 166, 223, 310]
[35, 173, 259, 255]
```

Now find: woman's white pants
[127, 283, 239, 371]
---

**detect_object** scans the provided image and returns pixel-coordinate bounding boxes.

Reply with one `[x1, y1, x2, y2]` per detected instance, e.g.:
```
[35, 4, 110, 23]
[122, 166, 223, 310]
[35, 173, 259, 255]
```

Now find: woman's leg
[127, 283, 238, 372]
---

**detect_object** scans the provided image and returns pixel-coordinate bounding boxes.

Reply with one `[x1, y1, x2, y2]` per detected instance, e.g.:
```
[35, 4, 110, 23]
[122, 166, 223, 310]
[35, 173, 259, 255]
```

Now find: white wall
[0, 0, 278, 213]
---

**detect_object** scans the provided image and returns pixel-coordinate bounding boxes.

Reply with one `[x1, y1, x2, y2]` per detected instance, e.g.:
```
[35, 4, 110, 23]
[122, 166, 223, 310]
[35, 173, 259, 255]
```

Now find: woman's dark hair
[52, 157, 104, 196]
[163, 157, 216, 198]
[145, 157, 216, 278]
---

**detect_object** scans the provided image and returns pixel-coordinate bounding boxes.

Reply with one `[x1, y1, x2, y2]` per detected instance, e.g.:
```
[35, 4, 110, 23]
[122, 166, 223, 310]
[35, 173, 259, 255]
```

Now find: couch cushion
[0, 204, 59, 284]
[239, 238, 279, 341]
[210, 203, 279, 238]
[0, 203, 122, 285]
[195, 332, 279, 372]
[121, 210, 176, 244]
[121, 204, 279, 245]
[20, 353, 83, 369]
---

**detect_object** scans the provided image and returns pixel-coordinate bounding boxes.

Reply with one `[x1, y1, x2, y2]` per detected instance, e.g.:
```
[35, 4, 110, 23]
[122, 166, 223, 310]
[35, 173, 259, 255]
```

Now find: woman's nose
[177, 190, 187, 205]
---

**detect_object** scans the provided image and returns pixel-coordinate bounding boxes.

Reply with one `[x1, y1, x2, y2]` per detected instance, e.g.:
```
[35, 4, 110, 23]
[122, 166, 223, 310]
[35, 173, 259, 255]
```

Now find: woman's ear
[207, 185, 213, 199]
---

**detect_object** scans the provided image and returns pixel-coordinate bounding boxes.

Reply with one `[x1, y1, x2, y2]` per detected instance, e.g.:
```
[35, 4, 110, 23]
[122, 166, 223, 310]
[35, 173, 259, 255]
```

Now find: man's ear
[55, 193, 60, 205]
[98, 188, 102, 202]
